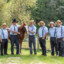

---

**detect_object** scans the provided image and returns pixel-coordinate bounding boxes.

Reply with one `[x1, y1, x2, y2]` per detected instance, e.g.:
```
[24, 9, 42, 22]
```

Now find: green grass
[0, 42, 64, 64]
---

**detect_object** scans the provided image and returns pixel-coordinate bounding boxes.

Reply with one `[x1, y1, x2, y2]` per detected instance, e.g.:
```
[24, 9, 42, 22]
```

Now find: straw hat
[30, 20, 35, 24]
[56, 20, 62, 24]
[2, 23, 6, 26]
[49, 21, 55, 26]
[38, 21, 45, 26]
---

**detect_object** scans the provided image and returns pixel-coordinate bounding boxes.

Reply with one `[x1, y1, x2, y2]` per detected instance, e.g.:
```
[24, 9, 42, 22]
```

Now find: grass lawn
[0, 46, 64, 64]
[0, 40, 64, 64]
[0, 49, 64, 64]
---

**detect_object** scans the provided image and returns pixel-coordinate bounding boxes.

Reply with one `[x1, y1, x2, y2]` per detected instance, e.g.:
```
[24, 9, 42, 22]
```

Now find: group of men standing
[28, 20, 64, 57]
[0, 19, 64, 57]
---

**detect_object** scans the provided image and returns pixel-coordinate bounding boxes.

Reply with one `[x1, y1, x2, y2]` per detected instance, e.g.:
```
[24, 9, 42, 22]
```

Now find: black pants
[57, 38, 64, 56]
[10, 35, 19, 54]
[1, 39, 8, 55]
[29, 35, 36, 54]
[50, 37, 58, 56]
[39, 38, 46, 55]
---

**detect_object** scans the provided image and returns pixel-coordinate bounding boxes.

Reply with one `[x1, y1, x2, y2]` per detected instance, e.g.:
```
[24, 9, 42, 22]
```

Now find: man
[38, 21, 48, 56]
[56, 20, 64, 57]
[28, 20, 37, 55]
[49, 22, 58, 56]
[10, 19, 20, 55]
[0, 23, 8, 56]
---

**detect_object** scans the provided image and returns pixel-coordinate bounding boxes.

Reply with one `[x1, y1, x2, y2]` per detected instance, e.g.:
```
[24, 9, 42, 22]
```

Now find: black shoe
[30, 53, 33, 55]
[34, 53, 37, 55]
[44, 55, 47, 56]
[4, 53, 8, 55]
[1, 54, 3, 56]
[11, 53, 14, 55]
[41, 54, 44, 55]
[51, 55, 54, 56]
[16, 53, 19, 55]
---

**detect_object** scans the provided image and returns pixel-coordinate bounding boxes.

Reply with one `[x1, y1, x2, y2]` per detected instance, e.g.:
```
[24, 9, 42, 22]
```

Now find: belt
[29, 35, 35, 37]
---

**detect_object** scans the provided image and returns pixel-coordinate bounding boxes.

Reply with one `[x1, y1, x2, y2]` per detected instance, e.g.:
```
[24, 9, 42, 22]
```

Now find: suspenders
[32, 26, 34, 35]
[1, 29, 5, 39]
[54, 28, 56, 37]
[54, 26, 62, 37]
[14, 26, 16, 31]
[61, 26, 62, 36]
[42, 27, 44, 37]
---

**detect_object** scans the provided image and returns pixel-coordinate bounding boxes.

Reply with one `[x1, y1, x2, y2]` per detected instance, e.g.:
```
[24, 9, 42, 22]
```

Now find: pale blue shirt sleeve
[17, 25, 20, 28]
[0, 29, 2, 37]
[10, 25, 14, 32]
[33, 26, 36, 33]
[45, 27, 48, 33]
[62, 26, 64, 37]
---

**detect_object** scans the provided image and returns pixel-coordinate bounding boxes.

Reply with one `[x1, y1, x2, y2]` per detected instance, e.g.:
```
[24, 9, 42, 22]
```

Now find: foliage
[0, 0, 36, 26]
[31, 0, 64, 25]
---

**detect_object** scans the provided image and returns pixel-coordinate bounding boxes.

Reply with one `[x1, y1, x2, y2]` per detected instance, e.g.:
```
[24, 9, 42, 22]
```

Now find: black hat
[12, 19, 17, 23]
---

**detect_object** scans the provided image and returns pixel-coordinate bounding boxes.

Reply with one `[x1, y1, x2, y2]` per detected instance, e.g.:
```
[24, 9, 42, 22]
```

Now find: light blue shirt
[29, 25, 36, 35]
[38, 26, 48, 38]
[10, 24, 20, 35]
[49, 27, 56, 37]
[56, 25, 64, 38]
[0, 28, 8, 39]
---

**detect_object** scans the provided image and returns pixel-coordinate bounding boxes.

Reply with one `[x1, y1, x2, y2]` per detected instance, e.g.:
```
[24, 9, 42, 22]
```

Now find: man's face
[57, 22, 61, 26]
[13, 22, 17, 25]
[30, 22, 34, 26]
[50, 24, 54, 28]
[40, 23, 44, 27]
[2, 25, 6, 29]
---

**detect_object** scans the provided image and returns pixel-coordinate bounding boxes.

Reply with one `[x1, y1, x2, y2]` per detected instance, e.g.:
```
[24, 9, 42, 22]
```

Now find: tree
[31, 0, 64, 25]
[1, 0, 36, 26]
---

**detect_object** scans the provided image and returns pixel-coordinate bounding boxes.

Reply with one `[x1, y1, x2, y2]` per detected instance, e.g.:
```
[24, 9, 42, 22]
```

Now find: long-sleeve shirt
[56, 25, 64, 38]
[10, 24, 20, 35]
[0, 28, 8, 39]
[38, 26, 48, 38]
[29, 25, 36, 35]
[49, 27, 56, 37]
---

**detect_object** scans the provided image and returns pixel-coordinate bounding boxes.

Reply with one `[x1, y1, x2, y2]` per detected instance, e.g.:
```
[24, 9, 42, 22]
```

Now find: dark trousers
[1, 39, 8, 55]
[50, 37, 58, 56]
[39, 38, 46, 55]
[10, 35, 19, 54]
[29, 35, 36, 54]
[57, 38, 64, 56]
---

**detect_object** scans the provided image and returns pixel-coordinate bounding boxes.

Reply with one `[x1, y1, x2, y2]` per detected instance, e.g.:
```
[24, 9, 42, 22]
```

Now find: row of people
[0, 19, 64, 57]
[28, 20, 64, 57]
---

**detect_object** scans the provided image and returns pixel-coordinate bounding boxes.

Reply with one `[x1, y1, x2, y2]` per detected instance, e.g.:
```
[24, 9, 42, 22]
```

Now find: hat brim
[49, 23, 55, 26]
[12, 21, 17, 23]
[56, 22, 62, 24]
[38, 22, 45, 26]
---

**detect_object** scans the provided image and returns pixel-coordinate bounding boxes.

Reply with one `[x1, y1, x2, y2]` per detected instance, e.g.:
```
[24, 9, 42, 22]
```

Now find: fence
[22, 35, 51, 50]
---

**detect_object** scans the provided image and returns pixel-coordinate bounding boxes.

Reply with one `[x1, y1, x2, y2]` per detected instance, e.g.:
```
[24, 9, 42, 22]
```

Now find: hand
[12, 31, 16, 33]
[56, 37, 57, 40]
[42, 36, 45, 40]
[17, 32, 20, 34]
[63, 38, 64, 41]
[28, 29, 31, 32]
[0, 38, 2, 43]
[27, 32, 29, 35]
[38, 37, 39, 40]
[0, 38, 1, 41]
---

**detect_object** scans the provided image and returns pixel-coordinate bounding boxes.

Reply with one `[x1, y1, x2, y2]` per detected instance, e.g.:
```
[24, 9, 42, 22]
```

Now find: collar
[57, 25, 62, 27]
[30, 25, 34, 27]
[50, 27, 55, 29]
[12, 24, 17, 26]
[1, 28, 6, 30]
